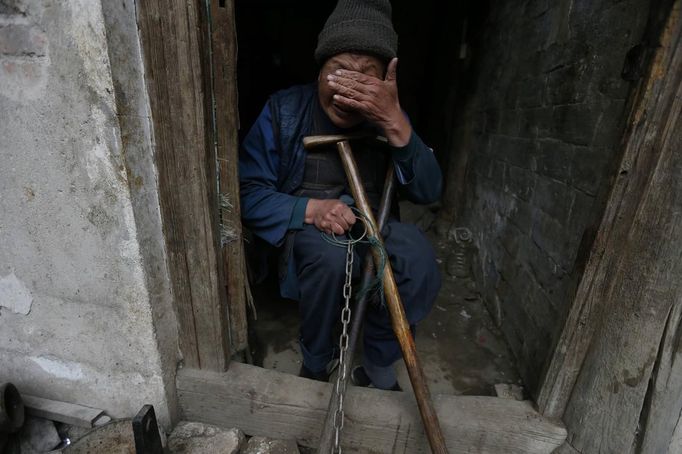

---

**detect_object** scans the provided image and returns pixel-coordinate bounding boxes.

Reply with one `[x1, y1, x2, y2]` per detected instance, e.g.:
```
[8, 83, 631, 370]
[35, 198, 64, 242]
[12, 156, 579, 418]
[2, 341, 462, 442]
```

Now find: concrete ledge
[177, 363, 566, 453]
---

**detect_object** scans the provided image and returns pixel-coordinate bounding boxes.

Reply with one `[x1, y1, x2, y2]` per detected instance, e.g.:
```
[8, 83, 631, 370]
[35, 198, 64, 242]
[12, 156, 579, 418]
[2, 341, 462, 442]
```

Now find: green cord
[320, 208, 387, 306]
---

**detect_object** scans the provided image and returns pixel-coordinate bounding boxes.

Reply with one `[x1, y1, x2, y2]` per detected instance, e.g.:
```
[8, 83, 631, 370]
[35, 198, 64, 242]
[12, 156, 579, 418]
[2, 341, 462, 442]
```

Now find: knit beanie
[315, 0, 398, 63]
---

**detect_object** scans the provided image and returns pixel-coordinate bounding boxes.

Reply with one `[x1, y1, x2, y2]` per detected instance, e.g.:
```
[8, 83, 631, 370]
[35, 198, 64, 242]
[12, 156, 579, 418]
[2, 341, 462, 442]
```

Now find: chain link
[332, 240, 354, 453]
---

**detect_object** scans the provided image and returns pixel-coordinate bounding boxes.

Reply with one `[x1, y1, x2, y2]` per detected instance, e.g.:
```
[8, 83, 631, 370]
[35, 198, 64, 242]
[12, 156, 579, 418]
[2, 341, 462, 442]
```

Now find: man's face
[318, 53, 386, 129]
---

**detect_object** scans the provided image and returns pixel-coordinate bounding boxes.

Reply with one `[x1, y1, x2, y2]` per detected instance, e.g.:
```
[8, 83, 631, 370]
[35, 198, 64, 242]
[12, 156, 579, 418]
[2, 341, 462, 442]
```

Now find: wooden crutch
[303, 134, 448, 454]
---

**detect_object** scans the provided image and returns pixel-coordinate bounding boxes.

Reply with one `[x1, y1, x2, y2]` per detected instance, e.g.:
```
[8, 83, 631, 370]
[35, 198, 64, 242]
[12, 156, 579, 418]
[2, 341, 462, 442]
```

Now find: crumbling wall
[0, 0, 179, 425]
[461, 0, 651, 392]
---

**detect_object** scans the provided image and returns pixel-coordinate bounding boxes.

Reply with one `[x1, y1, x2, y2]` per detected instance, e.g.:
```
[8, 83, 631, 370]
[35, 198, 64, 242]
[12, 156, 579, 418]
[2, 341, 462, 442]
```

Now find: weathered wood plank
[136, 0, 199, 368]
[549, 4, 682, 453]
[537, 0, 681, 420]
[551, 442, 581, 454]
[670, 416, 682, 454]
[136, 0, 230, 370]
[209, 0, 249, 352]
[638, 302, 682, 453]
[177, 364, 566, 454]
[22, 395, 104, 428]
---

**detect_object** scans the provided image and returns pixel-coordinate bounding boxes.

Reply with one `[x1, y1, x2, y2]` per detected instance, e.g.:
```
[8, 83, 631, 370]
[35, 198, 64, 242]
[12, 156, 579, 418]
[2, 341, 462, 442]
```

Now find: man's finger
[333, 94, 368, 113]
[331, 222, 345, 235]
[327, 80, 368, 100]
[385, 58, 398, 82]
[339, 208, 356, 226]
[335, 69, 376, 84]
[333, 215, 350, 232]
[329, 75, 374, 95]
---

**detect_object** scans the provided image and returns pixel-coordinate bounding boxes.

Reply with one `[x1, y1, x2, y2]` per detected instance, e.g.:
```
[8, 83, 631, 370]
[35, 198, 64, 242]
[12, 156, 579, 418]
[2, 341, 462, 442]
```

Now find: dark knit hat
[315, 0, 398, 63]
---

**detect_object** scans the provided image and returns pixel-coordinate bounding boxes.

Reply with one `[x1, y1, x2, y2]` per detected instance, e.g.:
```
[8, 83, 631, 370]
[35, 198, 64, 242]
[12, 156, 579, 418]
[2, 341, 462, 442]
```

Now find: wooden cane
[303, 136, 449, 454]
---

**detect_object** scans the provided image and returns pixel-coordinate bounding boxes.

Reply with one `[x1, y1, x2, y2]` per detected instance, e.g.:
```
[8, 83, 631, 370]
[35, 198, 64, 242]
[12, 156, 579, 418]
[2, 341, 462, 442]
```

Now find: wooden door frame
[135, 0, 247, 371]
[536, 0, 681, 421]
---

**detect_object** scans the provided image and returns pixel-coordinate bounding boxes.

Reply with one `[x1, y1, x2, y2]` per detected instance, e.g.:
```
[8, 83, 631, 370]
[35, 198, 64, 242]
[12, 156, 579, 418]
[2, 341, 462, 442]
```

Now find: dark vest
[269, 83, 389, 210]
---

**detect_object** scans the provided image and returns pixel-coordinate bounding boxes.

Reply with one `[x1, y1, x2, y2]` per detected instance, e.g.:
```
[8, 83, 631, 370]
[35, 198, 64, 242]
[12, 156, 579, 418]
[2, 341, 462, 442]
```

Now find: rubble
[167, 422, 245, 454]
[18, 417, 61, 453]
[242, 436, 300, 454]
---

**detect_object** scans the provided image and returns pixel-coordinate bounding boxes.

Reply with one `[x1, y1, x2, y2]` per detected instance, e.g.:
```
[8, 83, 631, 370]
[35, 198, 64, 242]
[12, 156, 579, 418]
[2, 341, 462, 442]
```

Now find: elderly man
[239, 0, 441, 390]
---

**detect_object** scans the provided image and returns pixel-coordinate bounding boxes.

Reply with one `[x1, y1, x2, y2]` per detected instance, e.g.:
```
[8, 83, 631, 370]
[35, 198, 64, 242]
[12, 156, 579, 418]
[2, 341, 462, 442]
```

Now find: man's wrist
[382, 113, 411, 147]
[304, 198, 318, 224]
[289, 197, 310, 230]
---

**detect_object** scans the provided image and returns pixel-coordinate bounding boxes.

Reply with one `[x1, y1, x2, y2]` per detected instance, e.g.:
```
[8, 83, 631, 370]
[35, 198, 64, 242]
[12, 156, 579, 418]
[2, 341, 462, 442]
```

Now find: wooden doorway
[135, 0, 248, 371]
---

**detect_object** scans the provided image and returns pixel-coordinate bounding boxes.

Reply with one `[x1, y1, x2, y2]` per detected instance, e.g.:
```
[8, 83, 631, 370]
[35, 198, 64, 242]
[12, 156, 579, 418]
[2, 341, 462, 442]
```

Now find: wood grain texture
[209, 0, 249, 352]
[541, 3, 682, 453]
[670, 416, 682, 454]
[638, 302, 682, 453]
[177, 363, 566, 454]
[537, 0, 681, 420]
[22, 395, 104, 428]
[136, 0, 229, 370]
[551, 442, 581, 454]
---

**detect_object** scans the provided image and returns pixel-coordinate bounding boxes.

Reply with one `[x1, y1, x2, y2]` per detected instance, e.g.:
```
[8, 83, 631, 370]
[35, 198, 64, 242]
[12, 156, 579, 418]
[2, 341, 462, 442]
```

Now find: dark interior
[233, 0, 520, 397]
[234, 0, 652, 398]
[236, 0, 490, 173]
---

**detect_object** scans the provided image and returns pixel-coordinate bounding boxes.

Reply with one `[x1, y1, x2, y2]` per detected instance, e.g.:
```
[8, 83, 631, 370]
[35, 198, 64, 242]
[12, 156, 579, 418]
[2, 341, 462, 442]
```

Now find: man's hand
[305, 199, 356, 235]
[326, 58, 412, 147]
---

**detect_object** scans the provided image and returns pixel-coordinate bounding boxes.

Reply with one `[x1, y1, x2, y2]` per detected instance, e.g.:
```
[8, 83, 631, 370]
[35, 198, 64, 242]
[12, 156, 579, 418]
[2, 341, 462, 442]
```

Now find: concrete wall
[461, 0, 651, 393]
[0, 0, 179, 426]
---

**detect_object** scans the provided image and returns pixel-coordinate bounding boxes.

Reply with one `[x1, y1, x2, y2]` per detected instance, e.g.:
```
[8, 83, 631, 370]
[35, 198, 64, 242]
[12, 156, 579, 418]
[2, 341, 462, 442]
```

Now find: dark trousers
[293, 221, 441, 372]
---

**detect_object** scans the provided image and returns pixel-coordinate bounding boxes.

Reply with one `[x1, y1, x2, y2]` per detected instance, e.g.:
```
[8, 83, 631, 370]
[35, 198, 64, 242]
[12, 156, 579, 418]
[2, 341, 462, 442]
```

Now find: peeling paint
[30, 355, 85, 381]
[0, 272, 33, 314]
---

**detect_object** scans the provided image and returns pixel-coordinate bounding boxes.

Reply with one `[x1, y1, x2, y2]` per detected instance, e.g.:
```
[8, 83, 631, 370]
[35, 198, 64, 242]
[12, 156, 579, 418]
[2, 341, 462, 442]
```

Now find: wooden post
[207, 0, 250, 352]
[136, 0, 230, 370]
[536, 2, 682, 452]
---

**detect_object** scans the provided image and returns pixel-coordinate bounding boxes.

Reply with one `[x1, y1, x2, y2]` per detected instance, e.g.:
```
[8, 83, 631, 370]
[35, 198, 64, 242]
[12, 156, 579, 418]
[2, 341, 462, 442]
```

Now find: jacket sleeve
[390, 130, 443, 204]
[239, 102, 309, 247]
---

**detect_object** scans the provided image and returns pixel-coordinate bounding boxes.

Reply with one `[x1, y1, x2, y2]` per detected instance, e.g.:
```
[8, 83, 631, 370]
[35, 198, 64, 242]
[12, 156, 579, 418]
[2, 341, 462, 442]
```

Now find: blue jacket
[239, 84, 442, 297]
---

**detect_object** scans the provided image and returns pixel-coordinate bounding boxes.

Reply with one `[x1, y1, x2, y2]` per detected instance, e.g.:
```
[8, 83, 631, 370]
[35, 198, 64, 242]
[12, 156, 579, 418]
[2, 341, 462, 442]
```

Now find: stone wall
[461, 0, 651, 392]
[0, 0, 179, 425]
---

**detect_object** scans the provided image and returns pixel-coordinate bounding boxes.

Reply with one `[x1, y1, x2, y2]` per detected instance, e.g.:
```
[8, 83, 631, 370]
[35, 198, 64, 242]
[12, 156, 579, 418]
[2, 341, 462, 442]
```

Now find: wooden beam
[177, 363, 566, 454]
[135, 0, 230, 370]
[208, 0, 249, 353]
[538, 2, 682, 452]
[536, 0, 681, 419]
[22, 395, 105, 428]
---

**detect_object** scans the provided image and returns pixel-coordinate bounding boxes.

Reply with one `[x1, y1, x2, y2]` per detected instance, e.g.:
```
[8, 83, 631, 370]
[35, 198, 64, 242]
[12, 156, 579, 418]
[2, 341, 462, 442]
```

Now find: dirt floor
[245, 207, 522, 397]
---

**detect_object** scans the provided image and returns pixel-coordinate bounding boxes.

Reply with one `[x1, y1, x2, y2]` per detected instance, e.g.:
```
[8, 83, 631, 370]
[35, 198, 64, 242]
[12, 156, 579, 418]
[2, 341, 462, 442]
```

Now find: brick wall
[462, 0, 651, 393]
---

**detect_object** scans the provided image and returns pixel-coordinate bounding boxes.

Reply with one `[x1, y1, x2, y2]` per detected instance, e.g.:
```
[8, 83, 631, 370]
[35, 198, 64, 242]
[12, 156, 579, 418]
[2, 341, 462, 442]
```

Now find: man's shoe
[350, 365, 402, 391]
[299, 364, 330, 382]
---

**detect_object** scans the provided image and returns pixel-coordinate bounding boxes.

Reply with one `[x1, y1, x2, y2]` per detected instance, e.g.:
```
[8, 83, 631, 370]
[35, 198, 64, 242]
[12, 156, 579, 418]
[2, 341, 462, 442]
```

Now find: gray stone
[168, 422, 244, 454]
[241, 436, 300, 454]
[62, 419, 133, 454]
[19, 417, 61, 453]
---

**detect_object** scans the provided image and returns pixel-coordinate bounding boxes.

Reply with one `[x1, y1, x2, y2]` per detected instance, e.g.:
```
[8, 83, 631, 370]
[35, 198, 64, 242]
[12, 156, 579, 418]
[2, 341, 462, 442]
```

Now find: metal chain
[332, 240, 354, 453]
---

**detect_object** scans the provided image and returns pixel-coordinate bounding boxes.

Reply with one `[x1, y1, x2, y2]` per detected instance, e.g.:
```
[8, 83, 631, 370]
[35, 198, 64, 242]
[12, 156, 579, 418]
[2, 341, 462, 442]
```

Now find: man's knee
[384, 222, 441, 320]
[294, 226, 348, 277]
[386, 223, 438, 275]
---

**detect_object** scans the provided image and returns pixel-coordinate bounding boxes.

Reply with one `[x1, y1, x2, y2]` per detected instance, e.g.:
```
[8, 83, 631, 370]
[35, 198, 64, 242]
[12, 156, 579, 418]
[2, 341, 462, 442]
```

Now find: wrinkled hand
[305, 199, 356, 235]
[327, 58, 412, 146]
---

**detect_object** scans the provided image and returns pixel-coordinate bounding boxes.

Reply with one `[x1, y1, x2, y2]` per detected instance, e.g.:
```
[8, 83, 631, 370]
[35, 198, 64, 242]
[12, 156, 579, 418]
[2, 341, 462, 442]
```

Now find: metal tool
[303, 134, 448, 454]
